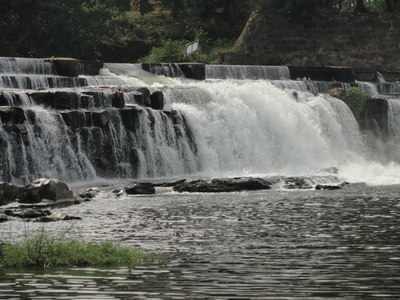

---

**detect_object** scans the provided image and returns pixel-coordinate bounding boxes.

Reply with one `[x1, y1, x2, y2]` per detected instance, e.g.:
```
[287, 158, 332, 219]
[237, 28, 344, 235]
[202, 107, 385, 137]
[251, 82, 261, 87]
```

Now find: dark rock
[283, 177, 313, 189]
[19, 178, 74, 204]
[150, 91, 164, 110]
[136, 87, 151, 106]
[48, 58, 103, 76]
[289, 66, 355, 83]
[36, 212, 82, 222]
[125, 183, 155, 195]
[315, 184, 342, 191]
[174, 177, 272, 193]
[5, 208, 51, 219]
[18, 198, 82, 209]
[155, 179, 187, 187]
[92, 111, 110, 128]
[142, 63, 206, 80]
[79, 187, 99, 200]
[178, 63, 206, 80]
[0, 214, 9, 223]
[0, 107, 26, 124]
[112, 92, 125, 108]
[364, 97, 389, 135]
[61, 110, 87, 130]
[0, 182, 23, 206]
[112, 189, 124, 196]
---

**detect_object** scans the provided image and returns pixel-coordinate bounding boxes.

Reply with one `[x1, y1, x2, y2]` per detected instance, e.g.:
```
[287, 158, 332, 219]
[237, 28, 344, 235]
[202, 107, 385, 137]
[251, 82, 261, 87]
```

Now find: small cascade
[0, 57, 53, 74]
[205, 65, 290, 80]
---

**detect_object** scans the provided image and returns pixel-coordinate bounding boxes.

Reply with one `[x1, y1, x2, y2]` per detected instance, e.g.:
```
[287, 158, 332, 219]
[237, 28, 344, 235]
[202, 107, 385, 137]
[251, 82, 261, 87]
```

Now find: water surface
[1, 186, 400, 299]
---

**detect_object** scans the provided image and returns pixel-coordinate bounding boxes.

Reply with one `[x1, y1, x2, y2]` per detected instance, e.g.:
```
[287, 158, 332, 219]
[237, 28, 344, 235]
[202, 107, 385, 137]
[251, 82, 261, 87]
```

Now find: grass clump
[0, 230, 148, 271]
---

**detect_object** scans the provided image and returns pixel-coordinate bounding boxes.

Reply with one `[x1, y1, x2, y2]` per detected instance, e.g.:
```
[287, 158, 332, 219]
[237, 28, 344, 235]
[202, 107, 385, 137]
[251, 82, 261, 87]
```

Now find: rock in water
[125, 183, 155, 195]
[315, 184, 343, 191]
[174, 177, 272, 193]
[5, 208, 51, 219]
[36, 212, 82, 222]
[0, 183, 24, 206]
[150, 91, 164, 110]
[20, 178, 74, 204]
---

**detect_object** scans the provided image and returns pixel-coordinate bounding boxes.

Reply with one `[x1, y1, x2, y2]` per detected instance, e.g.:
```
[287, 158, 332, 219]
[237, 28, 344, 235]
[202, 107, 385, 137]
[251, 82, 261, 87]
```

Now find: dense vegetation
[0, 0, 398, 62]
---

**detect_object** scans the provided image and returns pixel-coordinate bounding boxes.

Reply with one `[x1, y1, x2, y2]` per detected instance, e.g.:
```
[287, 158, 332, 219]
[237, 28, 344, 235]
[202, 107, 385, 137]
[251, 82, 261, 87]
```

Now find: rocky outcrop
[19, 178, 74, 204]
[289, 66, 355, 82]
[174, 177, 272, 193]
[0, 182, 24, 206]
[47, 58, 103, 76]
[142, 63, 206, 80]
[125, 183, 156, 195]
[225, 11, 400, 72]
[363, 97, 390, 136]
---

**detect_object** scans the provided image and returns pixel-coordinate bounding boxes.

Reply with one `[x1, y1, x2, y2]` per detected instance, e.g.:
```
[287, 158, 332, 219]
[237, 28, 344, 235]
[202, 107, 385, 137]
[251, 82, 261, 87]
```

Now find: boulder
[0, 214, 9, 223]
[19, 178, 74, 204]
[150, 91, 165, 110]
[125, 183, 155, 195]
[136, 87, 151, 106]
[112, 92, 125, 108]
[283, 177, 313, 189]
[0, 182, 23, 206]
[79, 187, 100, 200]
[5, 208, 51, 219]
[174, 177, 272, 193]
[315, 183, 348, 190]
[48, 58, 103, 76]
[0, 107, 26, 124]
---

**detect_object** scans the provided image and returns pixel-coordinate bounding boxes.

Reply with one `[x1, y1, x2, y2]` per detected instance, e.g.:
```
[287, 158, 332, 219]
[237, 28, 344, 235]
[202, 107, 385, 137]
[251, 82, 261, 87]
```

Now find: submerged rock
[5, 208, 51, 219]
[315, 182, 348, 190]
[125, 183, 156, 195]
[19, 178, 74, 204]
[79, 187, 100, 200]
[36, 212, 82, 222]
[174, 177, 272, 193]
[282, 177, 313, 190]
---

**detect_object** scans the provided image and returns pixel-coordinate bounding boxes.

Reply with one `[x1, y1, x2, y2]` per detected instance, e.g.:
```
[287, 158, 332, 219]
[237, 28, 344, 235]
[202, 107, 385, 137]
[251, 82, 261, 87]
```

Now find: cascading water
[206, 65, 290, 80]
[164, 80, 364, 176]
[2, 58, 400, 185]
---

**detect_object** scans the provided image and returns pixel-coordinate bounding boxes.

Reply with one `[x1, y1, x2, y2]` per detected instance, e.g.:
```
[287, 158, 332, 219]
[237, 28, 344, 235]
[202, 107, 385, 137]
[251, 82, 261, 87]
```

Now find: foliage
[0, 230, 150, 271]
[339, 87, 369, 121]
[0, 0, 399, 61]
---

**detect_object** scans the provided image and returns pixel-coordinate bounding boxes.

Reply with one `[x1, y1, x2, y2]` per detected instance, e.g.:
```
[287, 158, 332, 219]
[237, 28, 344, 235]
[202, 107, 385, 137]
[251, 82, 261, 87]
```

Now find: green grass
[0, 230, 150, 271]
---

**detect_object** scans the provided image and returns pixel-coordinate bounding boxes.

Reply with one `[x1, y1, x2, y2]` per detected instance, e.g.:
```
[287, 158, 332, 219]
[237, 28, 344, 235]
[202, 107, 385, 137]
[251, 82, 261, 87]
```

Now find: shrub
[339, 86, 369, 121]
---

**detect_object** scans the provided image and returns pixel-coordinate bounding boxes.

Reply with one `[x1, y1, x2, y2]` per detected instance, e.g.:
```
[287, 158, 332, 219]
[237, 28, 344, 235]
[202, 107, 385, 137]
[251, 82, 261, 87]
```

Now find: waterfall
[206, 65, 290, 80]
[165, 80, 364, 176]
[3, 58, 400, 185]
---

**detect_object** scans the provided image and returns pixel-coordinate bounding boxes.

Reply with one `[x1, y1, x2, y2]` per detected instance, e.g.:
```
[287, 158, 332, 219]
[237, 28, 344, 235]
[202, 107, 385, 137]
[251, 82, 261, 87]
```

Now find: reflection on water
[1, 187, 400, 299]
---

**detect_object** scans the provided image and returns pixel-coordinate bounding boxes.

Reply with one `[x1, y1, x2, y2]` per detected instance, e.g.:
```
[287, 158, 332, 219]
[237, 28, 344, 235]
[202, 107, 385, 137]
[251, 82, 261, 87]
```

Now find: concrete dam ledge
[3, 57, 400, 82]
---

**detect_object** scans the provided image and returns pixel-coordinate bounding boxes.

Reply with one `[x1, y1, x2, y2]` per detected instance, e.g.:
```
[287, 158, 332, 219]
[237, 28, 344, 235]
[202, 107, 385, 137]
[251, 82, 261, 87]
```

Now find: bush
[140, 39, 187, 63]
[339, 86, 369, 121]
[0, 230, 150, 271]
